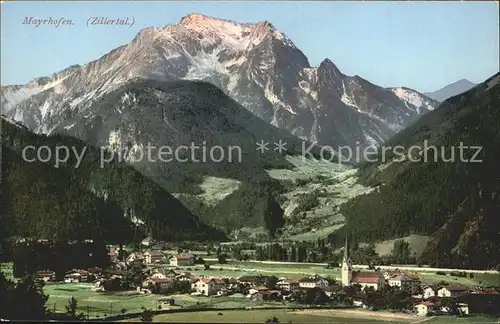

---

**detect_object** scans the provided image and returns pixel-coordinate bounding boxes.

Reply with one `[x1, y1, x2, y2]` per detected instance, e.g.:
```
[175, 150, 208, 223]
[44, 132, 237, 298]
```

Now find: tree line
[0, 118, 226, 247]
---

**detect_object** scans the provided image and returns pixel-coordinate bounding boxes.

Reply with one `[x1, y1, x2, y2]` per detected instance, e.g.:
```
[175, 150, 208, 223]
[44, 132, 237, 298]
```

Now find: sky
[1, 1, 499, 92]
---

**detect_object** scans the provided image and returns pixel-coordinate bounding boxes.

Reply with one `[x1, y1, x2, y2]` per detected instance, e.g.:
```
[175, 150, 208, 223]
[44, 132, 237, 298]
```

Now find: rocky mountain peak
[179, 13, 251, 31]
[318, 58, 342, 78]
[1, 14, 438, 149]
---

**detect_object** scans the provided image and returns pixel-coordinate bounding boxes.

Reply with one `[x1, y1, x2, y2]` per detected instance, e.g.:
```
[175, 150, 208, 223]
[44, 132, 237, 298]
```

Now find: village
[28, 240, 500, 321]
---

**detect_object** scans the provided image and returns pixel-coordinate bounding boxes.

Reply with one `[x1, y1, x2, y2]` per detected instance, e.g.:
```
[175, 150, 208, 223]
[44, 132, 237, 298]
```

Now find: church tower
[341, 235, 352, 286]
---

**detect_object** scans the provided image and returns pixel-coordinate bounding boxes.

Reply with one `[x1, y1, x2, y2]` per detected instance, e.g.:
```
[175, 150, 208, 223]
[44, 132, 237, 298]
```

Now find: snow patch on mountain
[64, 122, 76, 130]
[184, 46, 230, 80]
[391, 87, 434, 114]
[263, 86, 297, 116]
[39, 99, 52, 121]
[340, 80, 359, 109]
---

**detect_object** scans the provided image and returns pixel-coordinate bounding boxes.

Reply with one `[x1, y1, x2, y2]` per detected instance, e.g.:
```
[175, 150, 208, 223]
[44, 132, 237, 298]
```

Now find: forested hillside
[335, 74, 500, 269]
[0, 118, 226, 243]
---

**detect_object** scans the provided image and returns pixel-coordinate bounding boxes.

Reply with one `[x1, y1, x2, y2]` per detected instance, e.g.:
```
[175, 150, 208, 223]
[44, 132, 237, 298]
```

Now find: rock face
[1, 13, 437, 149]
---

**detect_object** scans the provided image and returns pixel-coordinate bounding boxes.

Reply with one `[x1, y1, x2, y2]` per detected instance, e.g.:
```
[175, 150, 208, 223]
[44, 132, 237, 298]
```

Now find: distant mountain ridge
[424, 79, 477, 102]
[1, 13, 438, 149]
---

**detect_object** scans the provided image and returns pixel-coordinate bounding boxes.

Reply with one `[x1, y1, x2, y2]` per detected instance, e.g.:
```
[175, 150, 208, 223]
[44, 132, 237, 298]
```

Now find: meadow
[146, 309, 413, 323]
[44, 283, 163, 318]
[142, 310, 500, 324]
[418, 272, 500, 287]
[43, 283, 285, 318]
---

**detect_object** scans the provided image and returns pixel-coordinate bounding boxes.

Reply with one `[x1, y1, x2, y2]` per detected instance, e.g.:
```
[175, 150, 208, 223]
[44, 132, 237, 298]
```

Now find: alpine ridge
[1, 13, 438, 149]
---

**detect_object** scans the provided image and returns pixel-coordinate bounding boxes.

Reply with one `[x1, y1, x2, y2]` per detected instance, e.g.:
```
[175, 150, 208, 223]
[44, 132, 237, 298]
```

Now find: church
[341, 237, 385, 291]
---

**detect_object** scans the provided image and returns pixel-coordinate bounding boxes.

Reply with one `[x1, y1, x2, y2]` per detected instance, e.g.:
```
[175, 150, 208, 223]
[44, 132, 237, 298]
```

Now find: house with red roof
[142, 278, 170, 290]
[351, 271, 385, 290]
[192, 278, 226, 296]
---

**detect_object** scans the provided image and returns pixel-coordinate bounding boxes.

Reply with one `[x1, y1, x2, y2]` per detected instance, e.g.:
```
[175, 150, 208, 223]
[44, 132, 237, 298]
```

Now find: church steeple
[343, 234, 348, 262]
[341, 234, 352, 286]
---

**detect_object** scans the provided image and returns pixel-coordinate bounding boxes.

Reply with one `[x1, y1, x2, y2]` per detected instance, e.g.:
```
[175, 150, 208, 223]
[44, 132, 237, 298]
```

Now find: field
[146, 309, 414, 323]
[419, 272, 500, 287]
[427, 316, 500, 323]
[138, 310, 500, 323]
[153, 260, 341, 281]
[371, 235, 431, 258]
[44, 283, 162, 318]
[43, 283, 287, 318]
[184, 260, 500, 286]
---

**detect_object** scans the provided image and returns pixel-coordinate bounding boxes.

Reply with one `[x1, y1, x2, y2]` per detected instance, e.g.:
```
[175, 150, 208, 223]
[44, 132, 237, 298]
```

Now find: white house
[437, 285, 469, 298]
[423, 286, 436, 299]
[387, 275, 419, 294]
[150, 272, 167, 280]
[169, 254, 195, 266]
[192, 278, 226, 296]
[151, 269, 177, 280]
[142, 278, 169, 290]
[276, 279, 299, 291]
[415, 301, 435, 316]
[298, 277, 329, 289]
[457, 303, 469, 315]
[64, 269, 89, 283]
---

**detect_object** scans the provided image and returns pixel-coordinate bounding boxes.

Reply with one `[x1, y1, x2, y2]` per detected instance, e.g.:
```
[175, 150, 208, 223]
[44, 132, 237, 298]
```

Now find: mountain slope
[3, 78, 336, 236]
[336, 73, 500, 269]
[424, 79, 477, 102]
[1, 13, 437, 149]
[0, 116, 226, 243]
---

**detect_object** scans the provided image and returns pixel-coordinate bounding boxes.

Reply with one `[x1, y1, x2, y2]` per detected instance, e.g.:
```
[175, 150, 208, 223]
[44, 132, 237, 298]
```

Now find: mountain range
[424, 79, 477, 102]
[1, 13, 438, 149]
[339, 73, 500, 269]
[1, 13, 498, 265]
